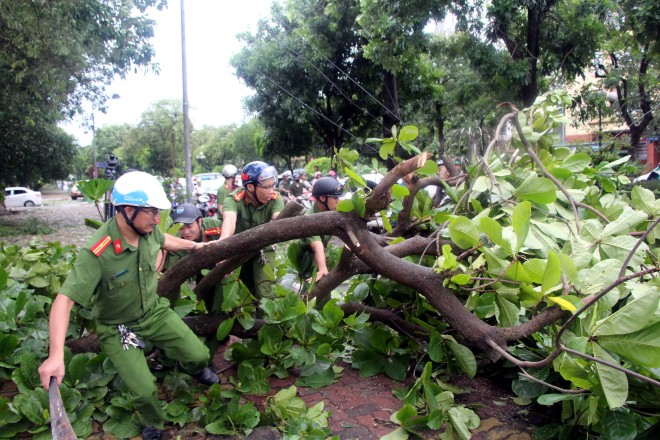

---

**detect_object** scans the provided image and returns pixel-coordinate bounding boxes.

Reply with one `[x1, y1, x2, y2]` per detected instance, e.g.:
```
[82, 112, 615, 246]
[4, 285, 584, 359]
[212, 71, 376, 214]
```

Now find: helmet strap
[117, 206, 147, 237]
[247, 183, 265, 205]
[318, 196, 329, 211]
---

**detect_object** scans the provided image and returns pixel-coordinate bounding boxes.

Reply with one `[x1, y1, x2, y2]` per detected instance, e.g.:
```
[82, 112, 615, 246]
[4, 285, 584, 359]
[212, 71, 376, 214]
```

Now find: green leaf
[394, 404, 417, 424]
[380, 427, 409, 440]
[441, 245, 458, 270]
[379, 140, 396, 160]
[296, 368, 337, 389]
[383, 355, 408, 381]
[512, 201, 531, 251]
[541, 251, 561, 294]
[495, 295, 519, 327]
[597, 321, 660, 369]
[448, 216, 480, 249]
[391, 184, 410, 198]
[448, 406, 478, 440]
[513, 177, 557, 204]
[450, 274, 471, 286]
[631, 185, 658, 215]
[562, 153, 591, 172]
[397, 126, 418, 142]
[345, 167, 366, 188]
[337, 148, 359, 164]
[380, 210, 393, 233]
[351, 191, 366, 217]
[417, 159, 438, 175]
[428, 335, 444, 362]
[216, 317, 235, 341]
[537, 393, 585, 406]
[602, 409, 637, 440]
[592, 292, 658, 336]
[352, 349, 385, 377]
[592, 342, 628, 409]
[445, 339, 476, 378]
[336, 199, 355, 213]
[557, 253, 578, 284]
[478, 217, 512, 255]
[599, 207, 647, 238]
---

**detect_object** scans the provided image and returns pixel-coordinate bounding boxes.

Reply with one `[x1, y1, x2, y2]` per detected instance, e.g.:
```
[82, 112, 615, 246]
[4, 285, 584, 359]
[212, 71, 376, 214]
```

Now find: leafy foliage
[0, 0, 164, 188]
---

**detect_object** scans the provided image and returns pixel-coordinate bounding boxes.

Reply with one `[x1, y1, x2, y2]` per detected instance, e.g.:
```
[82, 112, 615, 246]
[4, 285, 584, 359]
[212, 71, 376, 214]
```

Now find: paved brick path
[217, 355, 546, 439]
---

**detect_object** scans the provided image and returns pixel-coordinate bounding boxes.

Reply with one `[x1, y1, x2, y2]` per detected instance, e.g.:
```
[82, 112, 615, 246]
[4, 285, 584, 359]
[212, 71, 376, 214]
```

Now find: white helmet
[111, 171, 171, 209]
[222, 164, 238, 178]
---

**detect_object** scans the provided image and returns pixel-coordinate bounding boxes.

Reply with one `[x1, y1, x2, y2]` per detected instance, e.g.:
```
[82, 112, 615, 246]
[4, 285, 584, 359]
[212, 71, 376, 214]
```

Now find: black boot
[194, 366, 220, 385]
[142, 426, 163, 440]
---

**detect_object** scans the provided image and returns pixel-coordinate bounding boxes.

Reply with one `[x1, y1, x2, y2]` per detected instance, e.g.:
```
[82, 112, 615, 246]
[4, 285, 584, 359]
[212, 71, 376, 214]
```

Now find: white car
[193, 173, 225, 193]
[4, 187, 43, 207]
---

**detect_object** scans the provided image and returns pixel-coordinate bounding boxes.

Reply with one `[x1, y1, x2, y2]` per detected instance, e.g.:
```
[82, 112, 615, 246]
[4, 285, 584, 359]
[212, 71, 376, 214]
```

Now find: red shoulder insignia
[90, 236, 112, 257]
[271, 191, 280, 200]
[233, 190, 246, 201]
[113, 238, 123, 255]
[204, 227, 221, 236]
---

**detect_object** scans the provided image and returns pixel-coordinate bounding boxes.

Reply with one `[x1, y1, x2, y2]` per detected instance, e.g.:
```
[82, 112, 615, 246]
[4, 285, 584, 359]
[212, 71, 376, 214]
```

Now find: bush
[304, 157, 332, 176]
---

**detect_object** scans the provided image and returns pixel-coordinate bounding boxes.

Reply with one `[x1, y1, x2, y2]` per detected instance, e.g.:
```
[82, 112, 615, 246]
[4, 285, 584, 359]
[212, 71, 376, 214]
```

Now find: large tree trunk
[382, 70, 400, 137]
[522, 6, 542, 107]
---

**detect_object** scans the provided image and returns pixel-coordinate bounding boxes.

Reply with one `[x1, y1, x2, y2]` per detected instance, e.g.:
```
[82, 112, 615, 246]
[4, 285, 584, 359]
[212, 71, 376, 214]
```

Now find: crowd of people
[38, 155, 462, 439]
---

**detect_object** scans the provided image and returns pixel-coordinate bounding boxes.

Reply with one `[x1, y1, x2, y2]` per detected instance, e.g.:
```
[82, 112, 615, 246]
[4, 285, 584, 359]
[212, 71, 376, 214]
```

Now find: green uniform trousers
[239, 249, 276, 300]
[96, 297, 210, 428]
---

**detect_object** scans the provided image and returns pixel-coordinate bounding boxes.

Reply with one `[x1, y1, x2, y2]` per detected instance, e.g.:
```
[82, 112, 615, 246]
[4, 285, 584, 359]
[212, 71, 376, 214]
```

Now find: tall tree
[232, 0, 384, 157]
[0, 0, 164, 187]
[132, 100, 186, 177]
[357, 0, 450, 138]
[483, 0, 607, 106]
[594, 0, 659, 154]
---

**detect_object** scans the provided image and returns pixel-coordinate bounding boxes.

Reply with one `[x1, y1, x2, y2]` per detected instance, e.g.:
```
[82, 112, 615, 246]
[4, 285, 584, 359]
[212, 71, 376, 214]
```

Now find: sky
[64, 0, 276, 145]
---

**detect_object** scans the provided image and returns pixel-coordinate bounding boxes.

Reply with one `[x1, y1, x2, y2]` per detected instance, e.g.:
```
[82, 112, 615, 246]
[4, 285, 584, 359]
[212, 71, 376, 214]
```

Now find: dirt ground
[1, 189, 551, 439]
[0, 189, 99, 247]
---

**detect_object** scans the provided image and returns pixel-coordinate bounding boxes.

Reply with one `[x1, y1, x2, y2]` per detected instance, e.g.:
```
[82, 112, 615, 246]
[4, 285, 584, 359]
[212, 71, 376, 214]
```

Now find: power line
[253, 66, 380, 155]
[280, 21, 401, 123]
[285, 46, 387, 131]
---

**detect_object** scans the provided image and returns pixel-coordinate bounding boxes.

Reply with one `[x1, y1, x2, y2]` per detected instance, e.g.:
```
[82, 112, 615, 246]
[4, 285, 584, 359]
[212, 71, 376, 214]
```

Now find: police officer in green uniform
[160, 203, 222, 307]
[297, 177, 343, 282]
[220, 161, 283, 298]
[216, 164, 239, 220]
[38, 171, 219, 440]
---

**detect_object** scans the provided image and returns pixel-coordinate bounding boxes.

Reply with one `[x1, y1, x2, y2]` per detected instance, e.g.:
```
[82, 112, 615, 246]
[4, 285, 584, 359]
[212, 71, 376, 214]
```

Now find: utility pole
[181, 0, 193, 202]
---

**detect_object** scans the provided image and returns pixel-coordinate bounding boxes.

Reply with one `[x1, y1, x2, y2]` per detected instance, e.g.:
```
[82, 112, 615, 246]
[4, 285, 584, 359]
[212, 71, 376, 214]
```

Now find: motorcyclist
[290, 169, 307, 198]
[278, 170, 293, 200]
[220, 161, 283, 298]
[296, 177, 343, 283]
[216, 164, 239, 219]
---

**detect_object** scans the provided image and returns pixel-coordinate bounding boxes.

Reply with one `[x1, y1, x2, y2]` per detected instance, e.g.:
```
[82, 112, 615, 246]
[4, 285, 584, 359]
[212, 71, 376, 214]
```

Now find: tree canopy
[0, 0, 165, 187]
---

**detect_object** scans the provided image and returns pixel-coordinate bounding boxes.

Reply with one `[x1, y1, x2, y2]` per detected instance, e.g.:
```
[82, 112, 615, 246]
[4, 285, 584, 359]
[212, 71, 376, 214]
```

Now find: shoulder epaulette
[90, 235, 112, 257]
[233, 190, 246, 201]
[271, 191, 280, 200]
[204, 227, 221, 236]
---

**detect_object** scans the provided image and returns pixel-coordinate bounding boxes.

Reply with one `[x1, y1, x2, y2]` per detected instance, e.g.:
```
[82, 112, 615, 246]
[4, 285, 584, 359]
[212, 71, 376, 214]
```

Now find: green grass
[0, 219, 55, 237]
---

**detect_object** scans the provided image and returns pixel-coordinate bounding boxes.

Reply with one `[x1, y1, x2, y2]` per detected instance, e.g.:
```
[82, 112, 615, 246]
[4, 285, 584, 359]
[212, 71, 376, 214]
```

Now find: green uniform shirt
[216, 183, 238, 218]
[222, 188, 284, 234]
[300, 203, 330, 249]
[60, 217, 165, 325]
[165, 217, 222, 270]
